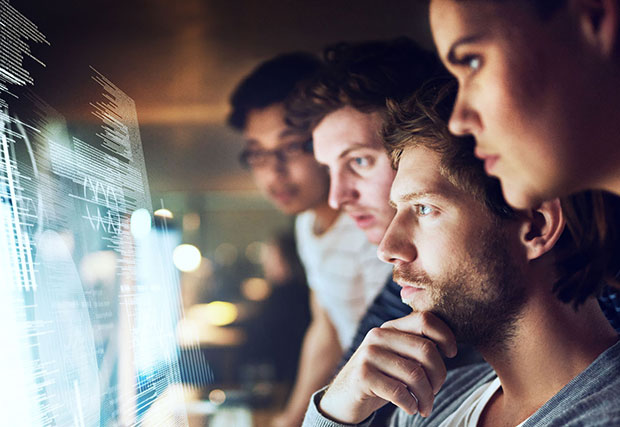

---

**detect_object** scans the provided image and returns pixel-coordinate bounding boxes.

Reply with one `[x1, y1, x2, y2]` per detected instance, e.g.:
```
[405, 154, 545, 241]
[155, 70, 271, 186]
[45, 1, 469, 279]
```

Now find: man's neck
[478, 292, 618, 427]
[310, 202, 340, 236]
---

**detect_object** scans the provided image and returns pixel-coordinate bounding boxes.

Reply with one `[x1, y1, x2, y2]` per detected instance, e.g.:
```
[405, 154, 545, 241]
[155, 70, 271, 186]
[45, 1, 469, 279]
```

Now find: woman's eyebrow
[446, 33, 485, 64]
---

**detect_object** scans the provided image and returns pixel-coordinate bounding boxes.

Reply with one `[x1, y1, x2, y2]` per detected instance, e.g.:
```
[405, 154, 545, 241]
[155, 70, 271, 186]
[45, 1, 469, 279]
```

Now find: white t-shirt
[439, 378, 527, 427]
[295, 211, 392, 348]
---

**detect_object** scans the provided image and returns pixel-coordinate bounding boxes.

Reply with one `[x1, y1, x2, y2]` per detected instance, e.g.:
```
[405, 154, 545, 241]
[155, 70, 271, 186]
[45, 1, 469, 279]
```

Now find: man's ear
[574, 0, 619, 57]
[519, 199, 566, 261]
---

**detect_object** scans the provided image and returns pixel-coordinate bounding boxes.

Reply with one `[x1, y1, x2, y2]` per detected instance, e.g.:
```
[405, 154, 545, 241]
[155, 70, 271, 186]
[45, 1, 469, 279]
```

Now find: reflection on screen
[0, 1, 210, 425]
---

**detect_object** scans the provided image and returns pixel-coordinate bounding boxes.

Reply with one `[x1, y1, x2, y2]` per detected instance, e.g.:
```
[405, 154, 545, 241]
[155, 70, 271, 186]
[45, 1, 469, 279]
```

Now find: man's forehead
[313, 122, 384, 163]
[390, 147, 461, 203]
[315, 142, 386, 171]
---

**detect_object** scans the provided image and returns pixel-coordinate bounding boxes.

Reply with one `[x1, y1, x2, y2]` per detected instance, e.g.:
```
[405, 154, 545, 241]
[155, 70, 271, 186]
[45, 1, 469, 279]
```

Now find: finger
[363, 343, 436, 417]
[381, 311, 457, 358]
[359, 363, 419, 416]
[365, 327, 447, 395]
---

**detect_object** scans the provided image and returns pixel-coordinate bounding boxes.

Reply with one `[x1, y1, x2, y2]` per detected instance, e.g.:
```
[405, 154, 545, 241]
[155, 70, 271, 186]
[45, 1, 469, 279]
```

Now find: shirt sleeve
[302, 387, 376, 427]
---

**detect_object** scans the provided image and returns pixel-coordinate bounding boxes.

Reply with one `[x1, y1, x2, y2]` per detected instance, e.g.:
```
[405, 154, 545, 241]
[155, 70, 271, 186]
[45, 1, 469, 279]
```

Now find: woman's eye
[466, 56, 481, 71]
[416, 205, 434, 216]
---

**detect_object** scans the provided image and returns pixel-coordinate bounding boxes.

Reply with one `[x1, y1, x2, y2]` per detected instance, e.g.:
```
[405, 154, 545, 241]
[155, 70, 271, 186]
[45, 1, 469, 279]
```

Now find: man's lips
[400, 285, 424, 302]
[269, 188, 297, 204]
[347, 212, 376, 229]
[393, 277, 426, 303]
[474, 147, 500, 174]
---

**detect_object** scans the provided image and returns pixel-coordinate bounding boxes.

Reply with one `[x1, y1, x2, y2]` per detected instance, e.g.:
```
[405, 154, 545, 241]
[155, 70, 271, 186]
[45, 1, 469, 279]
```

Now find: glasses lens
[239, 150, 256, 168]
[240, 149, 271, 168]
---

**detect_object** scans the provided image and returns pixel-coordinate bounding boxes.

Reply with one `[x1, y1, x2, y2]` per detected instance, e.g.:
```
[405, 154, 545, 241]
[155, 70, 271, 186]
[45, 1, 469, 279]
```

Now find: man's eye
[283, 143, 304, 155]
[247, 151, 268, 164]
[415, 205, 434, 216]
[352, 157, 371, 168]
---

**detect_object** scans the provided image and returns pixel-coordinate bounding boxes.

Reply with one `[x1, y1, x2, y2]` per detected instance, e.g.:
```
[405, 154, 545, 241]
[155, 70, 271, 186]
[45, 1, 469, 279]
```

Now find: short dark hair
[382, 78, 515, 220]
[383, 79, 620, 307]
[286, 37, 446, 132]
[228, 52, 322, 131]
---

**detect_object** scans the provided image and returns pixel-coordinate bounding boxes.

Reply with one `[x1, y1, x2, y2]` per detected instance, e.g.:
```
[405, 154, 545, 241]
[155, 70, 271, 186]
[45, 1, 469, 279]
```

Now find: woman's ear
[575, 0, 619, 57]
[519, 199, 566, 261]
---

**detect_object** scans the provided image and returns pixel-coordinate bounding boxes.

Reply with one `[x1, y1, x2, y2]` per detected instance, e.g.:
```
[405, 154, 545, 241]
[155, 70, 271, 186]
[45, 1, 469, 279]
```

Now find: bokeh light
[241, 278, 271, 301]
[188, 301, 238, 326]
[153, 208, 173, 219]
[130, 208, 152, 239]
[208, 389, 226, 405]
[245, 241, 265, 264]
[183, 212, 201, 232]
[172, 244, 202, 272]
[214, 243, 238, 266]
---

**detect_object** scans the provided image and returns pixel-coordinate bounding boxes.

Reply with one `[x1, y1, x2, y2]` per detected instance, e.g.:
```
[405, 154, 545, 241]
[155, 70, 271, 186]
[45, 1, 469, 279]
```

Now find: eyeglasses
[239, 139, 313, 169]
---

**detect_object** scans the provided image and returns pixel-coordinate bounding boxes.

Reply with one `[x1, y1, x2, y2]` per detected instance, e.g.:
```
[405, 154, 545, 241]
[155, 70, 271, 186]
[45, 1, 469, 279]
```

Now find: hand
[318, 312, 457, 424]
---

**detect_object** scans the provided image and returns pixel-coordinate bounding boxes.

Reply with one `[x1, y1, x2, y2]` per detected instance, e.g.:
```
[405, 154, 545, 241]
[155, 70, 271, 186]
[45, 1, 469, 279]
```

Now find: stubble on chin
[393, 229, 526, 353]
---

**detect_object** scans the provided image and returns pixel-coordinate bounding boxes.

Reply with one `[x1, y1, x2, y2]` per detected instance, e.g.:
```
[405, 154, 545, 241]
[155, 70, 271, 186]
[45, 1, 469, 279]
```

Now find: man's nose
[377, 211, 417, 265]
[263, 154, 290, 176]
[328, 170, 358, 210]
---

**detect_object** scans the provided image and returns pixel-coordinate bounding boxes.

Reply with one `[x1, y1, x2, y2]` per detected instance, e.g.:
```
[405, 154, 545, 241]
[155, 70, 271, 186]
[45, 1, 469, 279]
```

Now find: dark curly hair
[383, 79, 620, 307]
[286, 37, 446, 132]
[228, 52, 322, 131]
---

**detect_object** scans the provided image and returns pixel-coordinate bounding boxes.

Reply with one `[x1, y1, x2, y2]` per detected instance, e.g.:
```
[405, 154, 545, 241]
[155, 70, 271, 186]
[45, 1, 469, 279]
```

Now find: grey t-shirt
[303, 339, 620, 427]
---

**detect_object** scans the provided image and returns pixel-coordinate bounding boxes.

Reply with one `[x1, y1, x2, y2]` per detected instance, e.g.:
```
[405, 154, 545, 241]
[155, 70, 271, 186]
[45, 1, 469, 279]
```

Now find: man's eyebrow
[389, 191, 445, 208]
[446, 33, 485, 64]
[338, 143, 377, 160]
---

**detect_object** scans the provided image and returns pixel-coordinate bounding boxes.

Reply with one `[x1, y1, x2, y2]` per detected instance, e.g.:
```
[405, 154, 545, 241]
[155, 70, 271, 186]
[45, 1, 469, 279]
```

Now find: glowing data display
[0, 1, 210, 425]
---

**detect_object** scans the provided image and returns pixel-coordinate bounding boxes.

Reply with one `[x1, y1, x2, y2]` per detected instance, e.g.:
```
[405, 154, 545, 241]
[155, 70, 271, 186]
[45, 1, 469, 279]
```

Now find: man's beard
[394, 227, 526, 353]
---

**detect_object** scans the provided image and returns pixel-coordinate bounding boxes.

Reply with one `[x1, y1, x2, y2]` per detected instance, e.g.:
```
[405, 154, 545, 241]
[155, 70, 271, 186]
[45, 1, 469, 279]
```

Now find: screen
[0, 1, 209, 425]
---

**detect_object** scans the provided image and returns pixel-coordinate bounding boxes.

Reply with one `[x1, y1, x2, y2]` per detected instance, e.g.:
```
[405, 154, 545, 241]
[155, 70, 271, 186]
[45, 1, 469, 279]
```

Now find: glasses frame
[238, 139, 313, 169]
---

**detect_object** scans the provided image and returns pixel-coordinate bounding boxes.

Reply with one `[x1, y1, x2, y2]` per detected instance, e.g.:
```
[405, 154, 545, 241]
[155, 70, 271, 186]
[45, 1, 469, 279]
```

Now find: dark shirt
[599, 285, 620, 333]
[339, 277, 411, 370]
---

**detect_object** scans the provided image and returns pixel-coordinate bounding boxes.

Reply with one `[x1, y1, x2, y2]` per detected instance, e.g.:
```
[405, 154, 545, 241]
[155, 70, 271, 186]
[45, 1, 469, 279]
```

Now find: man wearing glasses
[229, 52, 391, 427]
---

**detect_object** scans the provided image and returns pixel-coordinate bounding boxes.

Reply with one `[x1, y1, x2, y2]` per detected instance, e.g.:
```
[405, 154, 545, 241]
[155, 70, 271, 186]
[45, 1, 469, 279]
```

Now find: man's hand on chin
[317, 311, 457, 424]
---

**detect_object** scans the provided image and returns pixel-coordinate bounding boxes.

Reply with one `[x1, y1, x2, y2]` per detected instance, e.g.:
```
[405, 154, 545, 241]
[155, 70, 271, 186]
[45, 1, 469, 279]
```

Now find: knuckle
[365, 327, 383, 342]
[389, 381, 408, 400]
[358, 360, 374, 380]
[365, 343, 380, 358]
[417, 311, 433, 331]
[358, 342, 378, 360]
[407, 363, 427, 383]
[418, 339, 437, 358]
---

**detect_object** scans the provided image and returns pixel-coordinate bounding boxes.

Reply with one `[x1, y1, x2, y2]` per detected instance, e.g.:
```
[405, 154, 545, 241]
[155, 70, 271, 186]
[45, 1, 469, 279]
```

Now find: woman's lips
[482, 155, 500, 174]
[474, 147, 500, 175]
